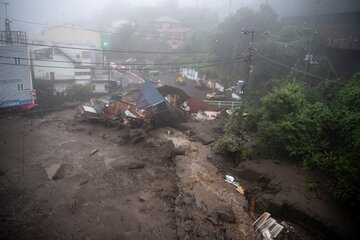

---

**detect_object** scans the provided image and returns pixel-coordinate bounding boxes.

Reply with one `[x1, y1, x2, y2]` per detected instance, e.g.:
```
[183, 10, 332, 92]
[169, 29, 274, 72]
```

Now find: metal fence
[204, 100, 242, 109]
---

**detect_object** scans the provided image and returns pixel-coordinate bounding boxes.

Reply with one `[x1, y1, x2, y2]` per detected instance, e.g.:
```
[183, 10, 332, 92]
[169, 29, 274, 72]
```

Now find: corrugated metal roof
[136, 81, 164, 109]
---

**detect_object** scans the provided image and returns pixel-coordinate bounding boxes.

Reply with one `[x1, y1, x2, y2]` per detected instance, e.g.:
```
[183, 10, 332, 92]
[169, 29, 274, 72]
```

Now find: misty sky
[1, 0, 360, 37]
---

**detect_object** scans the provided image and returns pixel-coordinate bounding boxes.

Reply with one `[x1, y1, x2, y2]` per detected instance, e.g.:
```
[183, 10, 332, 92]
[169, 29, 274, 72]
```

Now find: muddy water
[160, 130, 257, 239]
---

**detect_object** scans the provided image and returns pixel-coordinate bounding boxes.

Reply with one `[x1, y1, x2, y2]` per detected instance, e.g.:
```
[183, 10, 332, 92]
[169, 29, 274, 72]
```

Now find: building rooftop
[156, 27, 192, 33]
[155, 17, 182, 24]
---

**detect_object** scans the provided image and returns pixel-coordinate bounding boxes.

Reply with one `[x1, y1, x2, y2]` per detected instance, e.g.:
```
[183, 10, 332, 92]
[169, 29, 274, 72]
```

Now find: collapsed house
[76, 81, 213, 128]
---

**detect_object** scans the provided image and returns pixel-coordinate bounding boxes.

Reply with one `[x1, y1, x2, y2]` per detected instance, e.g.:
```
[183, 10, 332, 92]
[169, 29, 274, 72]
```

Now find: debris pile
[253, 212, 284, 240]
[76, 81, 223, 129]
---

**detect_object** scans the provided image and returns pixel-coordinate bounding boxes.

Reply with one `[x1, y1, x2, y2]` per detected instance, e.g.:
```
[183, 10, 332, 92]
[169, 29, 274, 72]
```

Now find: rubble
[89, 148, 99, 156]
[79, 179, 89, 185]
[191, 111, 221, 121]
[206, 213, 219, 225]
[190, 130, 215, 145]
[213, 205, 236, 223]
[109, 160, 145, 170]
[46, 163, 62, 180]
[174, 147, 186, 155]
[126, 162, 146, 169]
[225, 175, 240, 187]
[76, 81, 227, 131]
[253, 212, 284, 240]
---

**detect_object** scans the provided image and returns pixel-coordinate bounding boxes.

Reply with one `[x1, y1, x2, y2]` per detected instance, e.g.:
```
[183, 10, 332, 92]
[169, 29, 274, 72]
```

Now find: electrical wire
[0, 45, 242, 62]
[1, 17, 112, 34]
[0, 57, 245, 71]
[2, 16, 197, 43]
[0, 55, 241, 67]
[2, 17, 175, 40]
[0, 39, 211, 55]
[255, 53, 344, 85]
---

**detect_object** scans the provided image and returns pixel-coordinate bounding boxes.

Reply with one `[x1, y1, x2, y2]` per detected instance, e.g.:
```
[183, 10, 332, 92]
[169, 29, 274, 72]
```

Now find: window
[82, 51, 91, 58]
[17, 83, 24, 91]
[14, 57, 21, 65]
[75, 72, 91, 76]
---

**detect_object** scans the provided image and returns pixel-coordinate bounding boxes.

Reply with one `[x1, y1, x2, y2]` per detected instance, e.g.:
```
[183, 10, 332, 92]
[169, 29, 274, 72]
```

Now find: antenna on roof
[1, 1, 12, 45]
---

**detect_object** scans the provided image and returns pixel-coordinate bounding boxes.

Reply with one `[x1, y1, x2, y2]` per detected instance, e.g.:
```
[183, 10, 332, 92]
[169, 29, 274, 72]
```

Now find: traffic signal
[102, 41, 109, 48]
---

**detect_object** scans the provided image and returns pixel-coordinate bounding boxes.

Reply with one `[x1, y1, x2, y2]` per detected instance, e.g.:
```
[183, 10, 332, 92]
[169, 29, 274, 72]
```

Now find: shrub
[214, 134, 244, 155]
[257, 76, 360, 203]
[65, 84, 93, 101]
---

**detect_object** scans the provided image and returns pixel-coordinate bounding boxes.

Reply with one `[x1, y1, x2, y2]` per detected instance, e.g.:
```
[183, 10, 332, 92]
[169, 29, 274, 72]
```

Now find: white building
[32, 24, 110, 93]
[0, 31, 34, 109]
[31, 46, 96, 92]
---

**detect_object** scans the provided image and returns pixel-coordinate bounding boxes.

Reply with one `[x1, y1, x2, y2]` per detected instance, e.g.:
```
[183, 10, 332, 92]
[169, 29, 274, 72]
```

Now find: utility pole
[229, 0, 232, 16]
[241, 29, 256, 104]
[107, 59, 111, 93]
[304, 0, 320, 84]
[1, 1, 11, 45]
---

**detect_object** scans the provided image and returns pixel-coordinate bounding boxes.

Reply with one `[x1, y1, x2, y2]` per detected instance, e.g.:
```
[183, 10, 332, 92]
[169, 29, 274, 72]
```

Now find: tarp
[136, 80, 165, 109]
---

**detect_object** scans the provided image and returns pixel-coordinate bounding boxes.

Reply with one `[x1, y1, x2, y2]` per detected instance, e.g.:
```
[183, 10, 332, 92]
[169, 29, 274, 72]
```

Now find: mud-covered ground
[1, 108, 356, 240]
[0, 109, 256, 240]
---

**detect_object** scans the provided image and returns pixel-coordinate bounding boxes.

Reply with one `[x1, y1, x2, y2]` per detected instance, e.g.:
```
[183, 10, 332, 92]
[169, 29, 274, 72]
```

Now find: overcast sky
[0, 0, 212, 35]
[1, 0, 360, 37]
[1, 0, 246, 24]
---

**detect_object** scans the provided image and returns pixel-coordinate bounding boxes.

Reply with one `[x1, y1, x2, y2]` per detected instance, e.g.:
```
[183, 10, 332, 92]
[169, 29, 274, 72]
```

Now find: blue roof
[136, 80, 164, 109]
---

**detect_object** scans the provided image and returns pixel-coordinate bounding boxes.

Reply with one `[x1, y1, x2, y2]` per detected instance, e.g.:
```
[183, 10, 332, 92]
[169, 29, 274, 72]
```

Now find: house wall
[41, 24, 101, 48]
[0, 45, 34, 108]
[36, 25, 103, 66]
[32, 47, 93, 92]
[31, 25, 106, 93]
[32, 49, 76, 80]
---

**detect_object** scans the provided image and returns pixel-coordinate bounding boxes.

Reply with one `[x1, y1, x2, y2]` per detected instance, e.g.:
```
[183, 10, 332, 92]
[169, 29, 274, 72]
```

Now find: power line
[0, 55, 240, 67]
[0, 17, 122, 35]
[256, 53, 344, 85]
[0, 39, 212, 55]
[2, 17, 143, 37]
[0, 45, 240, 60]
[0, 57, 245, 71]
[1, 17, 194, 42]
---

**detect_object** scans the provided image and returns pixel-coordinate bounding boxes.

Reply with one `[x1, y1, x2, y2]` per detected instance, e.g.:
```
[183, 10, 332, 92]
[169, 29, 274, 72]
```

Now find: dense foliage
[65, 84, 94, 102]
[240, 75, 360, 204]
[33, 80, 94, 107]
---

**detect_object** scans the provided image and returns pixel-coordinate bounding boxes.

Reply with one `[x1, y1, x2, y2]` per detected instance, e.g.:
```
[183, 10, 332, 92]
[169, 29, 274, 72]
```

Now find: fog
[3, 0, 360, 37]
[1, 0, 360, 240]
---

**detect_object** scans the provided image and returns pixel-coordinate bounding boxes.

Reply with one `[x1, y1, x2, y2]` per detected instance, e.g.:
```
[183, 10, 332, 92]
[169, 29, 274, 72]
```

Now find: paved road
[112, 70, 144, 86]
[114, 70, 209, 99]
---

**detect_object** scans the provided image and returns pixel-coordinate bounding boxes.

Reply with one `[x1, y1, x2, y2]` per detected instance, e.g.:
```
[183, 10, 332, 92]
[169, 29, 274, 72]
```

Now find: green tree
[255, 75, 360, 203]
[65, 84, 93, 101]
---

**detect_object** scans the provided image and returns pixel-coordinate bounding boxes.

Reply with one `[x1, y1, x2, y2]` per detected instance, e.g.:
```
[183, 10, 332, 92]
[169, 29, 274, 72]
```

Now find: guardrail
[204, 100, 242, 109]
